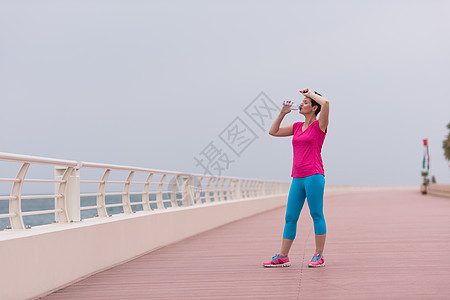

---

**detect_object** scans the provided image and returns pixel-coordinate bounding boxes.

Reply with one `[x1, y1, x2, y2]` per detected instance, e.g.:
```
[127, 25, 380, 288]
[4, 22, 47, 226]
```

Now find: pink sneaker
[263, 254, 291, 268]
[308, 253, 325, 267]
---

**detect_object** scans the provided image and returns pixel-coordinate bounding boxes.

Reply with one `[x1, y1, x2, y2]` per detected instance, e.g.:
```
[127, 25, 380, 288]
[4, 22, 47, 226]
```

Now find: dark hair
[311, 91, 322, 116]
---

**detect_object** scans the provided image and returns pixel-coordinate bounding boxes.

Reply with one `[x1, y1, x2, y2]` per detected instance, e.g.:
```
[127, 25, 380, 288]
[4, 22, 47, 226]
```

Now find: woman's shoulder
[293, 121, 304, 131]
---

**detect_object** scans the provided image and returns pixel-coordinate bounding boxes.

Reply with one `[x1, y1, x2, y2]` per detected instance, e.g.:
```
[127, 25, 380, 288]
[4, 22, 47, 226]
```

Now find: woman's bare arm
[269, 101, 294, 137]
[301, 89, 329, 132]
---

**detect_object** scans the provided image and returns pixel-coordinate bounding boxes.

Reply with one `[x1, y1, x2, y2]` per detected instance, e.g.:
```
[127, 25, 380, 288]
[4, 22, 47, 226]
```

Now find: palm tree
[443, 122, 450, 161]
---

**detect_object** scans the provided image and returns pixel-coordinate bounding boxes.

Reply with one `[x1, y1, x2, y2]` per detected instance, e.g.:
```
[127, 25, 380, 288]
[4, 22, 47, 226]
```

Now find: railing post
[122, 171, 134, 214]
[227, 179, 233, 200]
[263, 181, 267, 196]
[157, 174, 166, 209]
[246, 180, 251, 198]
[214, 178, 221, 202]
[250, 180, 256, 198]
[258, 181, 265, 197]
[242, 180, 248, 198]
[277, 183, 282, 194]
[219, 178, 227, 201]
[55, 166, 80, 223]
[194, 177, 204, 205]
[181, 175, 194, 206]
[142, 173, 153, 211]
[205, 177, 214, 203]
[215, 178, 220, 202]
[9, 162, 29, 229]
[231, 179, 241, 200]
[170, 175, 180, 207]
[96, 169, 110, 218]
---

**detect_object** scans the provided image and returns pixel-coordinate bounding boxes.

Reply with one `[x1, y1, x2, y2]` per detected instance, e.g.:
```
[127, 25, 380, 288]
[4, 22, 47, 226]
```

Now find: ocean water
[0, 192, 212, 231]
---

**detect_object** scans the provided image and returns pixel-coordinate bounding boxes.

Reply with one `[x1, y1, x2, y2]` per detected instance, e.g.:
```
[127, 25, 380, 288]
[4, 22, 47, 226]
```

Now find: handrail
[0, 152, 78, 166]
[0, 152, 287, 183]
[0, 152, 290, 230]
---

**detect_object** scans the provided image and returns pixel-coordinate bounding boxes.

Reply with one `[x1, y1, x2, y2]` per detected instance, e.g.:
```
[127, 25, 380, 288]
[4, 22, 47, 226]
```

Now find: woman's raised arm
[269, 101, 294, 137]
[301, 89, 329, 132]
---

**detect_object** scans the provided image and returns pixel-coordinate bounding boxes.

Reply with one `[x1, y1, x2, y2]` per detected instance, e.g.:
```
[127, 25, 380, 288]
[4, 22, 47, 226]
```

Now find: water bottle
[282, 103, 300, 111]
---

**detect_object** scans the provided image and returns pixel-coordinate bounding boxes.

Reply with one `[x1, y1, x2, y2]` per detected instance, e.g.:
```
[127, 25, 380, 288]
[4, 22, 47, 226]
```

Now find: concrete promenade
[41, 189, 450, 299]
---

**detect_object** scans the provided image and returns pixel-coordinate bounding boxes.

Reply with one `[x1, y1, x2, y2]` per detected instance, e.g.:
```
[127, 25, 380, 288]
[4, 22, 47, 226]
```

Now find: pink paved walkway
[41, 189, 450, 299]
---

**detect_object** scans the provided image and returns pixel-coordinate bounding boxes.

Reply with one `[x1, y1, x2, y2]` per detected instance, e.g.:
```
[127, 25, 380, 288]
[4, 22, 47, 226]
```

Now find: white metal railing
[0, 152, 290, 230]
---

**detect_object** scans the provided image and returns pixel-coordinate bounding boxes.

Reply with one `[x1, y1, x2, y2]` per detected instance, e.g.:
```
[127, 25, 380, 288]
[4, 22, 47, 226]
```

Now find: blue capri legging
[283, 174, 326, 239]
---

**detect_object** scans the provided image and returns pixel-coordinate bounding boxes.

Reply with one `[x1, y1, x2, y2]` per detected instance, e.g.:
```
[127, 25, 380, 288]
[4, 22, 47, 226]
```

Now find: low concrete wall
[427, 184, 450, 198]
[0, 194, 287, 300]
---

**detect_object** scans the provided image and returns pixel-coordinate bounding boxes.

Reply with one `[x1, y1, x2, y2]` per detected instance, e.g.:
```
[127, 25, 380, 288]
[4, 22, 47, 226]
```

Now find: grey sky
[1, 0, 449, 186]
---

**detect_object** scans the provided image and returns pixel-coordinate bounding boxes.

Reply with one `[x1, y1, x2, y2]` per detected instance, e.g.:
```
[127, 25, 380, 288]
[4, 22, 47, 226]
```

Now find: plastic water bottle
[282, 103, 300, 111]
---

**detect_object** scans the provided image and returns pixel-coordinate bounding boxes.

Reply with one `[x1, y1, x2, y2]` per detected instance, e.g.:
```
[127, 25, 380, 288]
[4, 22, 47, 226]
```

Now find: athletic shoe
[308, 253, 325, 267]
[263, 254, 291, 267]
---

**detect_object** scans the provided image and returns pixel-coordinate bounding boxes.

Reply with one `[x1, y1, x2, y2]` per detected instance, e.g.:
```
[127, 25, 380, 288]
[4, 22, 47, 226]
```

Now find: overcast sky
[1, 0, 449, 186]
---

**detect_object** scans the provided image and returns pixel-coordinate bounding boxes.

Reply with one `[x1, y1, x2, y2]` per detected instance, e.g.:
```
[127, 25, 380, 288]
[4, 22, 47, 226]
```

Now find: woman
[263, 88, 329, 268]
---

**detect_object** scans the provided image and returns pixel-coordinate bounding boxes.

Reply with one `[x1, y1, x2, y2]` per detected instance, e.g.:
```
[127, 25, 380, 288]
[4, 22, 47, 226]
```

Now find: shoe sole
[308, 263, 325, 268]
[263, 262, 291, 268]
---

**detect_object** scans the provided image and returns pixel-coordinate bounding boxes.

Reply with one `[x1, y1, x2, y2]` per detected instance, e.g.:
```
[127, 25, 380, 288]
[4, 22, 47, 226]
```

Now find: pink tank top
[291, 120, 327, 178]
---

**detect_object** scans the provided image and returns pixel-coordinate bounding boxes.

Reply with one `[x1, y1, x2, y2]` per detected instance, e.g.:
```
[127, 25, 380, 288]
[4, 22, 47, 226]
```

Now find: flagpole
[421, 138, 430, 194]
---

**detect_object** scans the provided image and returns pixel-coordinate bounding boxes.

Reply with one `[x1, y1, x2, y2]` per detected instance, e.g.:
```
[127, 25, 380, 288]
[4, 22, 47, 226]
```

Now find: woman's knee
[310, 211, 325, 224]
[285, 212, 299, 224]
[283, 223, 297, 240]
